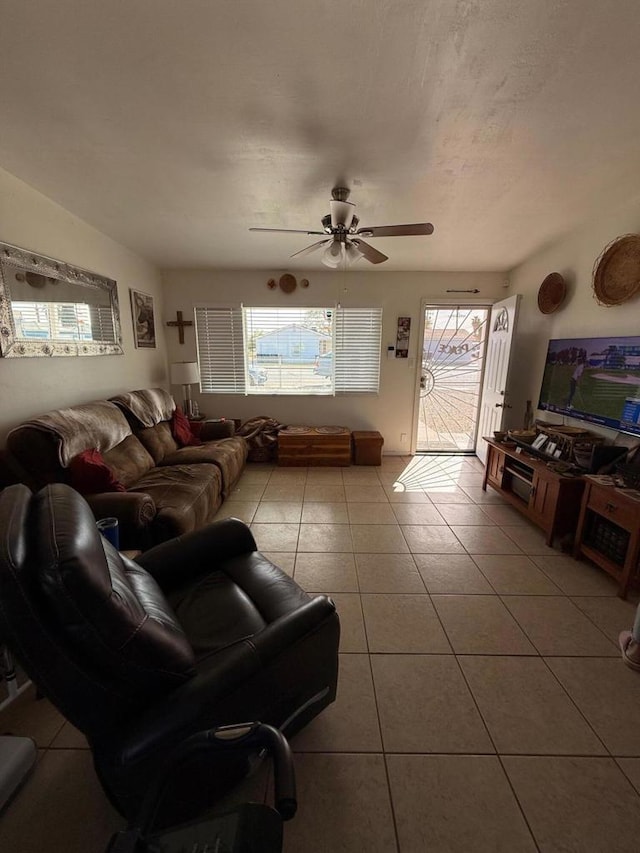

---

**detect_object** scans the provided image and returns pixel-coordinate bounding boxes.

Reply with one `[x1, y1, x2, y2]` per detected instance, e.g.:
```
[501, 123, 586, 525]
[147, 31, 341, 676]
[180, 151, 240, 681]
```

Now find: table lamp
[170, 361, 200, 417]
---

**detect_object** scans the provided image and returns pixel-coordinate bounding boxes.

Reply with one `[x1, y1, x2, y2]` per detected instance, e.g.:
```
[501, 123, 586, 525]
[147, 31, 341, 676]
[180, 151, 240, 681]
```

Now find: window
[195, 305, 382, 395]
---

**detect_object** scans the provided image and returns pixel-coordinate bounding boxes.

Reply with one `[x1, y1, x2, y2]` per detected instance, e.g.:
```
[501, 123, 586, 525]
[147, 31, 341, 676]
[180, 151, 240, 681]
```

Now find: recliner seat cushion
[34, 486, 195, 696]
[167, 551, 311, 660]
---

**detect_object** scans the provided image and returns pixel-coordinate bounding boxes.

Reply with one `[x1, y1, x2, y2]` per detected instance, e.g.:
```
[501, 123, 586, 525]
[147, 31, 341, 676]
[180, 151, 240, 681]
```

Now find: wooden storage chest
[352, 430, 384, 465]
[278, 426, 351, 466]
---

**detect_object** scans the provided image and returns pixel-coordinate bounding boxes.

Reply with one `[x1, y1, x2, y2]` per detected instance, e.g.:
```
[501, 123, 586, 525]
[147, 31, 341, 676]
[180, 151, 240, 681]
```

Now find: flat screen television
[538, 335, 640, 437]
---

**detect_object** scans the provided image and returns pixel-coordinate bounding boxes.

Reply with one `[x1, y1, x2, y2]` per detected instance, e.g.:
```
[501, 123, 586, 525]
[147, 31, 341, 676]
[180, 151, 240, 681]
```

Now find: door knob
[495, 403, 513, 409]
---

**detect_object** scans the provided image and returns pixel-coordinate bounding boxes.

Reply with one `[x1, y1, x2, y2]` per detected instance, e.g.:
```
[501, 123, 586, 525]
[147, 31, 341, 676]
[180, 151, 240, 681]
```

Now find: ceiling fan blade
[356, 223, 434, 238]
[249, 228, 327, 235]
[353, 239, 388, 265]
[290, 239, 330, 259]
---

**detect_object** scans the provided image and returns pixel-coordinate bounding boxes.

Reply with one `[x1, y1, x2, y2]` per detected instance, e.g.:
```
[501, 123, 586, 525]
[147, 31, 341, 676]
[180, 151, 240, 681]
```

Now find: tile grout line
[452, 652, 543, 853]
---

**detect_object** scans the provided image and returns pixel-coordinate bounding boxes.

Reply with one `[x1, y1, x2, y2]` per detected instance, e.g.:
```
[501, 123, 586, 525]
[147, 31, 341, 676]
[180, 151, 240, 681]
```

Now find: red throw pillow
[170, 407, 202, 447]
[68, 449, 127, 495]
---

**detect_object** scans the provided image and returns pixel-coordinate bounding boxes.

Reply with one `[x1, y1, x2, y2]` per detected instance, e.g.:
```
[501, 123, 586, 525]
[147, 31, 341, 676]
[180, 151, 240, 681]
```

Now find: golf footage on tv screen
[538, 336, 640, 436]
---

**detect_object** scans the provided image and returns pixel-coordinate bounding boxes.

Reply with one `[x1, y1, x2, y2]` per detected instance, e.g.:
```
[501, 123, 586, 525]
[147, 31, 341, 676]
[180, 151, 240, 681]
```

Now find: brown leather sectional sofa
[4, 388, 248, 549]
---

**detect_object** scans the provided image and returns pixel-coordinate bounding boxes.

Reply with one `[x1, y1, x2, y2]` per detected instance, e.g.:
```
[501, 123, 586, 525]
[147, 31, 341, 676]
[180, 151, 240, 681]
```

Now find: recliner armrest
[250, 596, 339, 664]
[137, 518, 257, 590]
[102, 639, 261, 766]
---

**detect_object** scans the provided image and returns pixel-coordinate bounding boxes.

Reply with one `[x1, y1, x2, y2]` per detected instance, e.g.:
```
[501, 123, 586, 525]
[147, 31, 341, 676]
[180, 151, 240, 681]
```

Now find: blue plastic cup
[96, 517, 120, 550]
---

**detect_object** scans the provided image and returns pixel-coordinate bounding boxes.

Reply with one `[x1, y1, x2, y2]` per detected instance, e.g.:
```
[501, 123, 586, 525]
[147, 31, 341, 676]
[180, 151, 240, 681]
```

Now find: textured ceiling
[1, 0, 640, 271]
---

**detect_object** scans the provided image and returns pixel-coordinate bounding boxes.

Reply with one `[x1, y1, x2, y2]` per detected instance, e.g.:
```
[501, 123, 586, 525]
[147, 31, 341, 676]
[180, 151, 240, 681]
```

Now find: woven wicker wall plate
[279, 273, 297, 293]
[593, 234, 640, 306]
[537, 272, 566, 314]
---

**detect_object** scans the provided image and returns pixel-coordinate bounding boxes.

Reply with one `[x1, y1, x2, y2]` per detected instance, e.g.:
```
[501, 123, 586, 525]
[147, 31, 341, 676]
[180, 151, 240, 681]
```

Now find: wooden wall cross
[166, 310, 193, 344]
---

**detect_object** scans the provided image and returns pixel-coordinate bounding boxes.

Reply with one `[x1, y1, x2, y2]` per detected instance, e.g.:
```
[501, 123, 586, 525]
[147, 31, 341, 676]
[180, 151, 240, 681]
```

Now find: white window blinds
[195, 306, 245, 393]
[334, 308, 382, 393]
[194, 305, 381, 395]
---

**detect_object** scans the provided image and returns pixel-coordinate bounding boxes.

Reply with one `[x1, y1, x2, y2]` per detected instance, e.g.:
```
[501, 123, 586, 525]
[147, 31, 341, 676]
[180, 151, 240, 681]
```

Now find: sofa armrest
[85, 491, 156, 550]
[86, 491, 156, 527]
[137, 518, 257, 590]
[200, 420, 236, 440]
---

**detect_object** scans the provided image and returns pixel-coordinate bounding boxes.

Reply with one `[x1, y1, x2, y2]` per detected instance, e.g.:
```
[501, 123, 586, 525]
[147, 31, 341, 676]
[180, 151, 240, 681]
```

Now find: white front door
[475, 294, 521, 464]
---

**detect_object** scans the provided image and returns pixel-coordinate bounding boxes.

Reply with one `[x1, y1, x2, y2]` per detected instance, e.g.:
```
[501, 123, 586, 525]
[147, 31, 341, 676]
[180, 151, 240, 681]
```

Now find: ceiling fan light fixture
[330, 199, 355, 230]
[345, 240, 363, 265]
[321, 239, 345, 268]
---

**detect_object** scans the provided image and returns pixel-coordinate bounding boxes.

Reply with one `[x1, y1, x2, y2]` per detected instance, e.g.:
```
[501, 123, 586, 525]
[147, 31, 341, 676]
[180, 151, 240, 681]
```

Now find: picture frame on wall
[396, 316, 411, 358]
[130, 289, 156, 348]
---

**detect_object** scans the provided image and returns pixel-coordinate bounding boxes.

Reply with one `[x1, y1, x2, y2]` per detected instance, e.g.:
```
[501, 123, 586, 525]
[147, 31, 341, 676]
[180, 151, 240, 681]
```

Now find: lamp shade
[170, 361, 200, 385]
[330, 199, 355, 229]
[345, 241, 363, 265]
[321, 240, 345, 269]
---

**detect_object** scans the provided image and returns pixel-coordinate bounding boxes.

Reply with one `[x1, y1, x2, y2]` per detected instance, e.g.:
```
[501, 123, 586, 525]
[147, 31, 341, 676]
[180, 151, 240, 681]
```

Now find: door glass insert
[417, 306, 489, 452]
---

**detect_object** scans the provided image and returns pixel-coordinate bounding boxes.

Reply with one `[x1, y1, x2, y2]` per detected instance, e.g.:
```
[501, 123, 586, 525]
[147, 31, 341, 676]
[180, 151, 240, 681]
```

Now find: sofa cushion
[34, 485, 195, 696]
[136, 422, 179, 465]
[130, 463, 223, 541]
[171, 407, 202, 448]
[102, 435, 156, 489]
[68, 449, 127, 495]
[161, 436, 248, 497]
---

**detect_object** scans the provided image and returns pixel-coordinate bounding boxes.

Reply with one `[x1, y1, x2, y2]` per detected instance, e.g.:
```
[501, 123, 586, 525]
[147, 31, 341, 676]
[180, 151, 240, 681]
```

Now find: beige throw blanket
[12, 400, 131, 467]
[110, 388, 176, 427]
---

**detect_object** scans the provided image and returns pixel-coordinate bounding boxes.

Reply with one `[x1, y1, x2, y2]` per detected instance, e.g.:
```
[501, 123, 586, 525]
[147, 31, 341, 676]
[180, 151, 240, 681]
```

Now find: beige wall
[506, 194, 640, 436]
[162, 269, 505, 453]
[0, 168, 167, 442]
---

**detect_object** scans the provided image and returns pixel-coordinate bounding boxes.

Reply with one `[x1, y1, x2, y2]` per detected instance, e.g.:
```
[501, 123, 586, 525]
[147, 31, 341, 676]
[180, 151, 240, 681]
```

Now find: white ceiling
[1, 0, 640, 272]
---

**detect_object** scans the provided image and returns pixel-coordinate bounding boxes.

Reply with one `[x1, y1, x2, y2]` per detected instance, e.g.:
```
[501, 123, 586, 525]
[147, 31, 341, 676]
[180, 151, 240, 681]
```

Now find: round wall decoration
[300, 278, 309, 288]
[279, 273, 297, 293]
[593, 234, 640, 306]
[537, 272, 566, 314]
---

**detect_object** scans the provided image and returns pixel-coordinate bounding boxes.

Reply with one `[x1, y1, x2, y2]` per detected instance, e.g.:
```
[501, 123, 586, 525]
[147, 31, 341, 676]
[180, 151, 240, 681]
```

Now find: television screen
[538, 336, 640, 436]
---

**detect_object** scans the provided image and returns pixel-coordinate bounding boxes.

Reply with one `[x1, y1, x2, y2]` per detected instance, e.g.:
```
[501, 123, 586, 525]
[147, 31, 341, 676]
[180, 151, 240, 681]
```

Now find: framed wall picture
[130, 289, 156, 348]
[396, 316, 411, 358]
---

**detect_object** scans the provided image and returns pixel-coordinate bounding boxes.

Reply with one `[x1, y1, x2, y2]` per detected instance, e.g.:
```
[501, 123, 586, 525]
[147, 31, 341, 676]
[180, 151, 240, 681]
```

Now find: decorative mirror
[0, 241, 123, 357]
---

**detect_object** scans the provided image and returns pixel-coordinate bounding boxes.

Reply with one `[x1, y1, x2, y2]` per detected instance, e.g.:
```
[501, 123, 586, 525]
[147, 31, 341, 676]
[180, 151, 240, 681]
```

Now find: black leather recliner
[0, 483, 340, 820]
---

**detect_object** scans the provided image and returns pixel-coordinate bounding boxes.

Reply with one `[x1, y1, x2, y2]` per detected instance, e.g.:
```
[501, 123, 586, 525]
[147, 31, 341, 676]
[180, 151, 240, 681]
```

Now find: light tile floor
[2, 454, 640, 852]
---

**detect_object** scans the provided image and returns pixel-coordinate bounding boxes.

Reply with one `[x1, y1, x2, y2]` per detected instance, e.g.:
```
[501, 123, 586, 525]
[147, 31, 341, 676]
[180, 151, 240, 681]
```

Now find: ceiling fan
[249, 187, 434, 267]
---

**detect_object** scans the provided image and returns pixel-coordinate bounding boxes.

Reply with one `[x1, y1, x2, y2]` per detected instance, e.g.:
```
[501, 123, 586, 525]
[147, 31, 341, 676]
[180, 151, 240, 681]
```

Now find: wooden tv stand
[482, 439, 585, 547]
